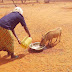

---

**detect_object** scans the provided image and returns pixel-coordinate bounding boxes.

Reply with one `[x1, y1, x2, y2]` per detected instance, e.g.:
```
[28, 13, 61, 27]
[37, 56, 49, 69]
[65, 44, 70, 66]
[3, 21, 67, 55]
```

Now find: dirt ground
[0, 1, 72, 72]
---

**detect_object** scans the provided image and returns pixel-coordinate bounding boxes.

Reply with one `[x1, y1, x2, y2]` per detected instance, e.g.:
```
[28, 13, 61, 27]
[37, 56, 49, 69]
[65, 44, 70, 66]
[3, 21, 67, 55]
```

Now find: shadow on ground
[0, 54, 25, 66]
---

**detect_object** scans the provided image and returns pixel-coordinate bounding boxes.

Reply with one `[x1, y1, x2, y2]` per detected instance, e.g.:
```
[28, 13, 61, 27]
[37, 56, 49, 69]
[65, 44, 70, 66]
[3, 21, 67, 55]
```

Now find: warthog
[40, 27, 62, 46]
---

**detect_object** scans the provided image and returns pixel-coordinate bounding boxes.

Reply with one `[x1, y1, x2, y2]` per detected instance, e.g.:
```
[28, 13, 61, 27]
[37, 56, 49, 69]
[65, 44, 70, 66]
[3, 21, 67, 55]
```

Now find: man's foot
[11, 55, 18, 59]
[7, 52, 11, 56]
[11, 53, 18, 59]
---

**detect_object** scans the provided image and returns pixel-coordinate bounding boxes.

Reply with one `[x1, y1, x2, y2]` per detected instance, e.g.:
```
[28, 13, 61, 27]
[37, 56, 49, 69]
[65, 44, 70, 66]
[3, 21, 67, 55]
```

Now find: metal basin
[29, 42, 45, 50]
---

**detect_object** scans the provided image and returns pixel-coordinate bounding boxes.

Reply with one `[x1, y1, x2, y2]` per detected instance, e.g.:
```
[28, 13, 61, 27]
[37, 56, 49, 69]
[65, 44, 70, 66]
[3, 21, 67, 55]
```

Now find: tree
[36, 0, 38, 3]
[1, 0, 3, 2]
[21, 0, 26, 3]
[44, 0, 50, 3]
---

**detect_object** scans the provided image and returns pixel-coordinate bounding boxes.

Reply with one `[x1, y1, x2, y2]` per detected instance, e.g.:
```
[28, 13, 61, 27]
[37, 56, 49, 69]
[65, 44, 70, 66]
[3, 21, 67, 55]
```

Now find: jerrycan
[21, 36, 32, 49]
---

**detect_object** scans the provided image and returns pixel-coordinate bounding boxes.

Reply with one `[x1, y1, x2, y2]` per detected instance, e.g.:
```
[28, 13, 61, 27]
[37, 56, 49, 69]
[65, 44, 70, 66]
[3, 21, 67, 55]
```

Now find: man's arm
[23, 26, 31, 37]
[11, 29, 21, 44]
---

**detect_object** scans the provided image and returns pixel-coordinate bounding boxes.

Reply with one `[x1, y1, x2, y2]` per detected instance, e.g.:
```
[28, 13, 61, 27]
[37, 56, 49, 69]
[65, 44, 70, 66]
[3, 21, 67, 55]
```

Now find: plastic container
[21, 36, 32, 49]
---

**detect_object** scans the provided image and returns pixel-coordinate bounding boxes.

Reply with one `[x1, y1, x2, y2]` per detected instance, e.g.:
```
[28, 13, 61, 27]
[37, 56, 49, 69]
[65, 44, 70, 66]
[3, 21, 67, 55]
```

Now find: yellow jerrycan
[21, 36, 32, 49]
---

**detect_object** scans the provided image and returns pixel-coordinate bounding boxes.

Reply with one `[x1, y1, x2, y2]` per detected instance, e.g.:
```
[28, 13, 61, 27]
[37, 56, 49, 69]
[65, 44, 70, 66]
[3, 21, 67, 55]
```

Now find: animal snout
[40, 43, 45, 46]
[40, 43, 42, 46]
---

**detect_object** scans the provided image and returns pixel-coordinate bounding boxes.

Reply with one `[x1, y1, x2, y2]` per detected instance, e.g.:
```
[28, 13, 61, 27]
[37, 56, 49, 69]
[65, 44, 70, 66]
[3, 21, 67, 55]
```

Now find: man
[0, 7, 31, 59]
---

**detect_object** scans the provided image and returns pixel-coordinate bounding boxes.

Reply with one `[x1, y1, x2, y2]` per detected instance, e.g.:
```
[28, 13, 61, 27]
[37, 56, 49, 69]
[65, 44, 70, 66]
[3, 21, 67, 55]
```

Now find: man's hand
[18, 39, 21, 44]
[29, 34, 31, 37]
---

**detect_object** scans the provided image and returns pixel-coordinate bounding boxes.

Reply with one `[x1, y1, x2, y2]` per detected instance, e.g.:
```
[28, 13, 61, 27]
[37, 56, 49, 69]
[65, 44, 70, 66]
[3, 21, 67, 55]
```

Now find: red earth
[0, 1, 72, 72]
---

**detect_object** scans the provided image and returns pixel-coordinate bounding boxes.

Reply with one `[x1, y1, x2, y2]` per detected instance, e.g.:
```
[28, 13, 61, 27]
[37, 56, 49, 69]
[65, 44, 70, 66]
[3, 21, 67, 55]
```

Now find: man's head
[12, 7, 23, 15]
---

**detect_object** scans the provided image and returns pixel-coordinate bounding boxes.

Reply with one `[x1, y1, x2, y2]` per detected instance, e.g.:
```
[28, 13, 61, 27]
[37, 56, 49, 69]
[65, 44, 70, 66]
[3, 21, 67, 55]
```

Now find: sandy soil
[0, 1, 72, 72]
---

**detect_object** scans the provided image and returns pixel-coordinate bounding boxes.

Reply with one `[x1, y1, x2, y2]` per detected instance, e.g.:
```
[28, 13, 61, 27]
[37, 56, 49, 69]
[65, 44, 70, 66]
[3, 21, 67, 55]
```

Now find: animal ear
[41, 34, 44, 39]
